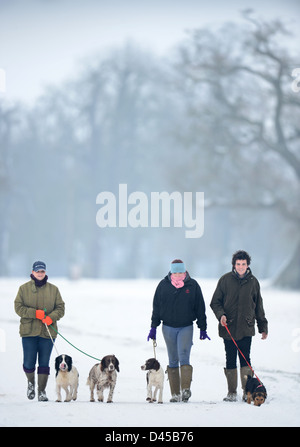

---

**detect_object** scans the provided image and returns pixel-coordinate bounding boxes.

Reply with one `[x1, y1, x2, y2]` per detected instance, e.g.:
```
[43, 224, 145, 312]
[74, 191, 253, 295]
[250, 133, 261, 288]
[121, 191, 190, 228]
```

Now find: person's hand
[147, 327, 156, 341]
[36, 309, 45, 320]
[261, 332, 268, 340]
[200, 330, 211, 340]
[42, 316, 53, 326]
[220, 315, 227, 327]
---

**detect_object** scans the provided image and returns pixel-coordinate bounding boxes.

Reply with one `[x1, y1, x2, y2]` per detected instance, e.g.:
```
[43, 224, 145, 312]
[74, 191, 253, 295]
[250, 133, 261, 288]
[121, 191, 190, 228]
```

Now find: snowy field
[0, 277, 299, 428]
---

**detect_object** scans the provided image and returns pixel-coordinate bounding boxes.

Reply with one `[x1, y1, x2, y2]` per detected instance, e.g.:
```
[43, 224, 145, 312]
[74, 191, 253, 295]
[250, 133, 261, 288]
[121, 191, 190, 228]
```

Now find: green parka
[14, 279, 65, 339]
[210, 268, 268, 341]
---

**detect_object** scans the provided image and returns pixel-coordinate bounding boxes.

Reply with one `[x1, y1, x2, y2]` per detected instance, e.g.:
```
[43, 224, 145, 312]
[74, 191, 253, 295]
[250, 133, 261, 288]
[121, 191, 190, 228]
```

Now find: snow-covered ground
[0, 277, 299, 427]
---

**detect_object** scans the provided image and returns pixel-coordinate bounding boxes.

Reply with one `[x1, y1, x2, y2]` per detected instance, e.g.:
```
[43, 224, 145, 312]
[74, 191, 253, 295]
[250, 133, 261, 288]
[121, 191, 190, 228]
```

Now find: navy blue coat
[151, 273, 207, 330]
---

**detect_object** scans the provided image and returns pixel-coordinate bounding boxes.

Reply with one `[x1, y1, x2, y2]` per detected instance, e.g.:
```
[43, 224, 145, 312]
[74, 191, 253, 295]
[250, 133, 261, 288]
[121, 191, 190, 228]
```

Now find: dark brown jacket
[210, 268, 268, 341]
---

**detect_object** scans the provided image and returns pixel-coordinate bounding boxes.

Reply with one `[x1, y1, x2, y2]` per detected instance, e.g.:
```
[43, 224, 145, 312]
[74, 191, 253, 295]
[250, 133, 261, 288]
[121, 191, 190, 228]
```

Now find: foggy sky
[1, 0, 299, 104]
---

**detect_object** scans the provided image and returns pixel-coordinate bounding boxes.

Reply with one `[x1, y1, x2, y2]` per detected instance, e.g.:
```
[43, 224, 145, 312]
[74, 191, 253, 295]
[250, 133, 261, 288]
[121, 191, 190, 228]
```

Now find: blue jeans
[162, 324, 193, 368]
[22, 336, 54, 375]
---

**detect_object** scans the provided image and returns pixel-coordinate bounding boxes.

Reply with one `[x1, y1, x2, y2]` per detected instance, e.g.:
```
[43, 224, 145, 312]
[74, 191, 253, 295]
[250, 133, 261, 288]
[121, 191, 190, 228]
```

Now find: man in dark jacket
[210, 250, 268, 402]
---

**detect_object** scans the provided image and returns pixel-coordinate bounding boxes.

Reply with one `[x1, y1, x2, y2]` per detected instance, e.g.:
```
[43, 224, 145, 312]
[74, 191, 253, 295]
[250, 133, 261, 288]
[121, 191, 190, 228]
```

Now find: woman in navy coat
[147, 259, 210, 402]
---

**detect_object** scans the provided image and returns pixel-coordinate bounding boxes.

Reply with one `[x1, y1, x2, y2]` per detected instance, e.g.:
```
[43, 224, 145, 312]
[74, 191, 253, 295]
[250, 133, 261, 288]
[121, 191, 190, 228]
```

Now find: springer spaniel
[55, 354, 79, 402]
[141, 358, 164, 404]
[87, 355, 120, 403]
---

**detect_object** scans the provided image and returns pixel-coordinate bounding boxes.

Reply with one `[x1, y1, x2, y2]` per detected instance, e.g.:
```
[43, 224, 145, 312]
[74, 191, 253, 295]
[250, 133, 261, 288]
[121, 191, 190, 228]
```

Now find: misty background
[0, 0, 299, 288]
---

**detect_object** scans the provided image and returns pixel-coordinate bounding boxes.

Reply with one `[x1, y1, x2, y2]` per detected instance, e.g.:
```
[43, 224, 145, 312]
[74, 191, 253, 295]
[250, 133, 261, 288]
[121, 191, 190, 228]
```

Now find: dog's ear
[154, 359, 160, 371]
[55, 356, 60, 375]
[114, 356, 120, 372]
[66, 355, 72, 371]
[100, 357, 106, 371]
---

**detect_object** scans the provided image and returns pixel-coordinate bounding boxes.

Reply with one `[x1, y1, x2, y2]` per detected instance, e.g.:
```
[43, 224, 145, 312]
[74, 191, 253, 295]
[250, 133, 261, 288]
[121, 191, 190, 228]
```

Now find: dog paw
[55, 399, 62, 402]
[90, 398, 95, 402]
[107, 400, 113, 403]
[146, 397, 151, 401]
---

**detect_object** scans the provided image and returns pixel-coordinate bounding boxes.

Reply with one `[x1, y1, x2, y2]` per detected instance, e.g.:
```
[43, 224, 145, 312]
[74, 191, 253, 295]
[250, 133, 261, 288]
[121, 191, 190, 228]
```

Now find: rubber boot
[38, 367, 50, 401]
[180, 364, 193, 403]
[223, 368, 237, 402]
[240, 366, 253, 402]
[167, 366, 181, 402]
[25, 371, 35, 400]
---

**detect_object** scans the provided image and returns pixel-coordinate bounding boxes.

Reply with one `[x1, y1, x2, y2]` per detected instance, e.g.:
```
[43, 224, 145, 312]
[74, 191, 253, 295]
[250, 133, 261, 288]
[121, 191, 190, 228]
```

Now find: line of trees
[1, 14, 299, 287]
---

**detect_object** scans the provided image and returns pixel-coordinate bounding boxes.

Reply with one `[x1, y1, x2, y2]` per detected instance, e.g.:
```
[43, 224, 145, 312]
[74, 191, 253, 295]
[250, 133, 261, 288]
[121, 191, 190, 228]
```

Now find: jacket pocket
[20, 318, 33, 336]
[246, 316, 255, 327]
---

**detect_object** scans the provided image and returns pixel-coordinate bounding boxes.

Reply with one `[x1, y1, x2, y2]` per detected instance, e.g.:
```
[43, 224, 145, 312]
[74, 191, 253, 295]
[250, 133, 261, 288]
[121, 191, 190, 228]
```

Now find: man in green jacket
[210, 250, 268, 402]
[14, 261, 65, 401]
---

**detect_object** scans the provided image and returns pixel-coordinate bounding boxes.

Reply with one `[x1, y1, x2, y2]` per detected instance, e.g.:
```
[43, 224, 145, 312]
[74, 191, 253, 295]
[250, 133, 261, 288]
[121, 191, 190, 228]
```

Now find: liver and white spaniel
[87, 355, 120, 403]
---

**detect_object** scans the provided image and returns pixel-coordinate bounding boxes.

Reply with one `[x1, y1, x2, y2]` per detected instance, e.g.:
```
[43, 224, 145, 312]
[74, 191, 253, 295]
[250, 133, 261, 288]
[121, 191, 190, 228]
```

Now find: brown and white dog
[87, 355, 120, 403]
[141, 358, 164, 404]
[55, 354, 79, 402]
[245, 376, 267, 406]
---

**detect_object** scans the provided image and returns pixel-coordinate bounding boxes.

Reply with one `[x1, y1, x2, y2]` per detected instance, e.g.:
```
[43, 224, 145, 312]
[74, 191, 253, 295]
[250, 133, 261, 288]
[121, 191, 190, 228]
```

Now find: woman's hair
[232, 250, 251, 266]
[171, 259, 184, 264]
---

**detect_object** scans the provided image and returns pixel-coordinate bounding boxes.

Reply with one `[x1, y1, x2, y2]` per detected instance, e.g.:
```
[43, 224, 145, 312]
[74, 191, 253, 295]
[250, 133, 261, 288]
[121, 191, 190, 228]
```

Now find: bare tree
[172, 12, 300, 287]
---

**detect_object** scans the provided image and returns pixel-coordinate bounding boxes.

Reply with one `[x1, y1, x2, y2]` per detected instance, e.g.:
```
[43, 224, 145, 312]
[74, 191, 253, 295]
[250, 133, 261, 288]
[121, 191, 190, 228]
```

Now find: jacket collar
[30, 274, 48, 288]
[231, 267, 252, 282]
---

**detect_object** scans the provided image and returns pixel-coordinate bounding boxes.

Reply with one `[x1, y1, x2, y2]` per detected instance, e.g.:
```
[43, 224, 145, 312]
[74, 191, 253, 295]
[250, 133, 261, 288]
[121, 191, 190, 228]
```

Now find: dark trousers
[224, 336, 252, 369]
[22, 336, 54, 375]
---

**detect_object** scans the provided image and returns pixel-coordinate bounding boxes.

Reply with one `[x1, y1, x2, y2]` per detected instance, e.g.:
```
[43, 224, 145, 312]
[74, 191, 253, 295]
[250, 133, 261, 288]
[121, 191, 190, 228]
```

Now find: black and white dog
[141, 358, 164, 404]
[55, 354, 79, 402]
[87, 355, 120, 403]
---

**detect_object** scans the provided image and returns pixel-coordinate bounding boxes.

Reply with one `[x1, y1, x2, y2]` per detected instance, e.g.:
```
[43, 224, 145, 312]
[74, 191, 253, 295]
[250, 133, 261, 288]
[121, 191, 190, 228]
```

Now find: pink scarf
[171, 273, 186, 289]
